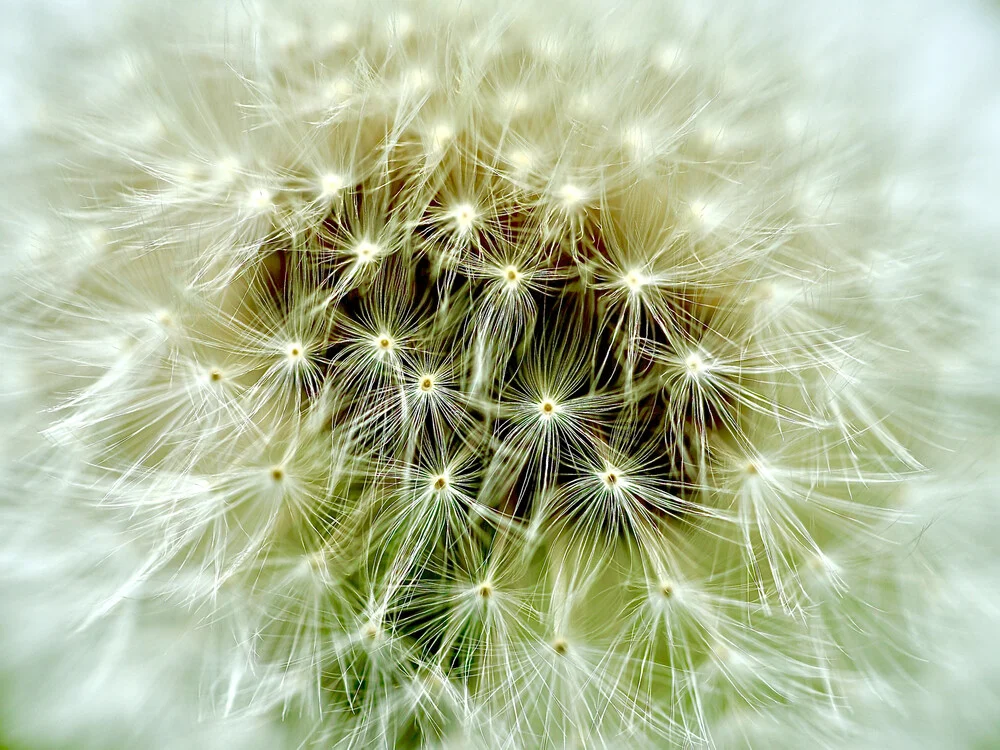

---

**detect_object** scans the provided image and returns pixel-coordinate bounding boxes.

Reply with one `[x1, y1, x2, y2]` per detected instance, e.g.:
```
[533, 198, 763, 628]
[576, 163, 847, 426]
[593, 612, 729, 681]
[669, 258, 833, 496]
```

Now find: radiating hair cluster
[2, 0, 959, 747]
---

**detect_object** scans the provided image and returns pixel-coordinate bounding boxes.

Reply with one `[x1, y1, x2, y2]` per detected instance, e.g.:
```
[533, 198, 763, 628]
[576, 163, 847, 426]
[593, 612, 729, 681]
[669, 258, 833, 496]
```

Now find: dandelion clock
[1, 0, 998, 748]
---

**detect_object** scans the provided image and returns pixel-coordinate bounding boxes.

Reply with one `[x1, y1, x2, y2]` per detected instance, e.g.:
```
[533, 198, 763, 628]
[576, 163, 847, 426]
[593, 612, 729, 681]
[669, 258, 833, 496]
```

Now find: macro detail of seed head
[1, 0, 997, 748]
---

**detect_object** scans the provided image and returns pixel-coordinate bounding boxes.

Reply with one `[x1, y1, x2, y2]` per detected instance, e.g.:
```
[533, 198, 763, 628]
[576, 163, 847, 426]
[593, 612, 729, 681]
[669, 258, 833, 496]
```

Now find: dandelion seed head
[501, 88, 531, 114]
[507, 148, 535, 173]
[688, 197, 720, 228]
[373, 333, 395, 354]
[320, 172, 345, 197]
[213, 156, 240, 184]
[538, 398, 557, 418]
[653, 42, 685, 72]
[153, 309, 174, 328]
[428, 122, 455, 152]
[362, 621, 382, 642]
[323, 76, 354, 100]
[621, 124, 654, 159]
[247, 187, 273, 212]
[557, 182, 586, 209]
[685, 352, 707, 376]
[600, 467, 625, 490]
[353, 239, 380, 263]
[570, 91, 596, 116]
[2, 1, 971, 748]
[623, 268, 648, 294]
[448, 202, 478, 234]
[329, 21, 353, 45]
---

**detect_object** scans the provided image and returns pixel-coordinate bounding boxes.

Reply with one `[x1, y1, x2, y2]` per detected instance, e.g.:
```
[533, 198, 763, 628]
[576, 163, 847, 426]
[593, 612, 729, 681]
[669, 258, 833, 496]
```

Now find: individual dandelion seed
[319, 172, 346, 198]
[1, 0, 978, 749]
